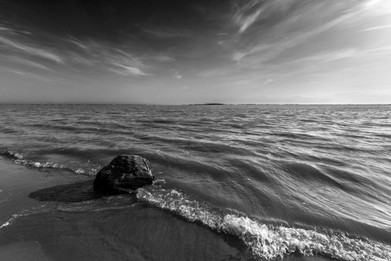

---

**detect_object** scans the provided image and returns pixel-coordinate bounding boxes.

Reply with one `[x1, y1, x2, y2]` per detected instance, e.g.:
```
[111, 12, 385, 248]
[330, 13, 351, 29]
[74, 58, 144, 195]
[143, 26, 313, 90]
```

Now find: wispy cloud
[234, 0, 265, 33]
[228, 0, 391, 74]
[0, 55, 53, 71]
[362, 24, 391, 31]
[233, 0, 299, 34]
[110, 63, 150, 76]
[63, 37, 151, 76]
[67, 37, 89, 50]
[232, 7, 359, 67]
[0, 66, 54, 82]
[321, 49, 358, 63]
[1, 19, 154, 78]
[302, 46, 391, 64]
[197, 0, 391, 92]
[362, 0, 391, 14]
[152, 54, 175, 63]
[105, 51, 150, 77]
[170, 69, 182, 79]
[0, 35, 63, 63]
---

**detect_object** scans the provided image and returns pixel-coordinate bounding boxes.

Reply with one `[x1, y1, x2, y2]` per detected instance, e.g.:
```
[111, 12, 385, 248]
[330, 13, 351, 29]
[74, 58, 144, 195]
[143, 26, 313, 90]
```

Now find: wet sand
[0, 159, 90, 225]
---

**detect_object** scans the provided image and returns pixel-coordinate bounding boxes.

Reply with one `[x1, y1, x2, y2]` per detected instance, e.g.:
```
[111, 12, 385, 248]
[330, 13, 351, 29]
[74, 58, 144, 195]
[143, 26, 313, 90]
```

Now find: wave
[22, 122, 138, 136]
[283, 162, 349, 190]
[0, 213, 30, 229]
[0, 150, 95, 175]
[0, 126, 20, 134]
[136, 186, 391, 261]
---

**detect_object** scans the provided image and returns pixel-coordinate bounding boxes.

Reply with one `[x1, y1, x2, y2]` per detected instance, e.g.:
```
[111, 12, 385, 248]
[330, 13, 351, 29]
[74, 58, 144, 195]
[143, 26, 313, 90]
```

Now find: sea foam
[1, 150, 99, 176]
[137, 187, 391, 261]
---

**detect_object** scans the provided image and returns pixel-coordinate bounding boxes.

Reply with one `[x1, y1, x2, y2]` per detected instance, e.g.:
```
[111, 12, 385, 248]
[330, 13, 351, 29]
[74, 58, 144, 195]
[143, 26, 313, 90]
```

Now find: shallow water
[0, 104, 390, 260]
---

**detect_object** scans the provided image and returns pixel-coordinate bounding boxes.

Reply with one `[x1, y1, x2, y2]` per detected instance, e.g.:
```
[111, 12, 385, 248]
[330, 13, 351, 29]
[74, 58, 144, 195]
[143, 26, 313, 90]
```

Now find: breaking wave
[0, 150, 98, 175]
[136, 187, 391, 261]
[0, 213, 30, 230]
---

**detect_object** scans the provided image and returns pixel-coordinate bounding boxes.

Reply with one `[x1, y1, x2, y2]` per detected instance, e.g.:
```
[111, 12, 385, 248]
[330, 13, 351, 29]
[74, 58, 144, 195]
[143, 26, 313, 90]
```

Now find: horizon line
[0, 103, 390, 106]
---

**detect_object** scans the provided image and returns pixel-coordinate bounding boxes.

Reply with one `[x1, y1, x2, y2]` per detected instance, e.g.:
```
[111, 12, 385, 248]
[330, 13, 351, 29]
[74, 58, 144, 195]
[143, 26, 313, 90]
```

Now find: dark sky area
[0, 0, 390, 104]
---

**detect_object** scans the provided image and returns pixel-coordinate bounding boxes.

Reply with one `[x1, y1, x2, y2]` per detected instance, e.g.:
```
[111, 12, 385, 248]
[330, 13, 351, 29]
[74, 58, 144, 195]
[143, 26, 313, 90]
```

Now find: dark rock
[93, 155, 154, 194]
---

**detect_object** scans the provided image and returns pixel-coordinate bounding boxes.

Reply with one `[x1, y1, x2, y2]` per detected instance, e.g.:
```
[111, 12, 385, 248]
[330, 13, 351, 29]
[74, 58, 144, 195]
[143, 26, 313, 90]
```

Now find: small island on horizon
[199, 103, 225, 106]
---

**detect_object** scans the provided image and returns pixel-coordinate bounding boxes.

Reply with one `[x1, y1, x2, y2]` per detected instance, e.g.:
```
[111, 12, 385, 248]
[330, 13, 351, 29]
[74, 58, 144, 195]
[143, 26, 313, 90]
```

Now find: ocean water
[0, 104, 390, 261]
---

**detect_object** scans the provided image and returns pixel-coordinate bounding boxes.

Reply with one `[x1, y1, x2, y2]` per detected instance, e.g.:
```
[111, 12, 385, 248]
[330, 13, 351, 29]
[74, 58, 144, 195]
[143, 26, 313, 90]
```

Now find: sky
[0, 0, 391, 104]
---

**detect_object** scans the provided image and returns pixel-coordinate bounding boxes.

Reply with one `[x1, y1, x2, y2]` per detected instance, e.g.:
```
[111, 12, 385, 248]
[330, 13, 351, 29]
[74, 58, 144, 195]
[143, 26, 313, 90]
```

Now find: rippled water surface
[0, 104, 390, 261]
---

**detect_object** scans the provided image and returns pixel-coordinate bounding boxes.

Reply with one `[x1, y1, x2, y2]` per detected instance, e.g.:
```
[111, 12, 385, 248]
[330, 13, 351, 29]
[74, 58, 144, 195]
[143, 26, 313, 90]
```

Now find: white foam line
[0, 215, 18, 229]
[0, 220, 11, 229]
[137, 187, 391, 261]
[0, 212, 32, 230]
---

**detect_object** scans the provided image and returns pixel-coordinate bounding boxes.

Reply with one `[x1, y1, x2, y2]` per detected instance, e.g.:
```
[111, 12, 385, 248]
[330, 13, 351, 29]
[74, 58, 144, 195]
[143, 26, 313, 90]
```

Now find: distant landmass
[187, 103, 226, 106]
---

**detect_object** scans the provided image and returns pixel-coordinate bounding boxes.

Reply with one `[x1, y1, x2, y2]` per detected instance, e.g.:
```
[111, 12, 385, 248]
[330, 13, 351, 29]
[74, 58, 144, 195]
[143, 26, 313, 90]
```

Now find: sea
[0, 104, 390, 261]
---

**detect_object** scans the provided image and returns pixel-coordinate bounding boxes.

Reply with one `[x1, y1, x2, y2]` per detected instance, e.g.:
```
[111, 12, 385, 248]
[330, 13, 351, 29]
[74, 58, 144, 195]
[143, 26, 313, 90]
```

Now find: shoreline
[0, 158, 338, 261]
[0, 158, 91, 225]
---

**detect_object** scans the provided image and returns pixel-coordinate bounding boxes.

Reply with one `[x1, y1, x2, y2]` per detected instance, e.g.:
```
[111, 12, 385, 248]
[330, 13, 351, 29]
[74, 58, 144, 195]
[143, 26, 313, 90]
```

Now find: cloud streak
[170, 69, 182, 79]
[233, 11, 358, 67]
[110, 63, 150, 76]
[362, 24, 391, 31]
[0, 35, 63, 63]
[234, 0, 265, 33]
[0, 55, 53, 71]
[0, 67, 54, 82]
[0, 21, 154, 78]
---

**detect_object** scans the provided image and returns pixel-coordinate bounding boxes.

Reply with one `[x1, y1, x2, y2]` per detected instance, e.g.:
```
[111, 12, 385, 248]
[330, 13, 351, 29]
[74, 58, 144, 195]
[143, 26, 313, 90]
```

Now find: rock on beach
[93, 155, 154, 194]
